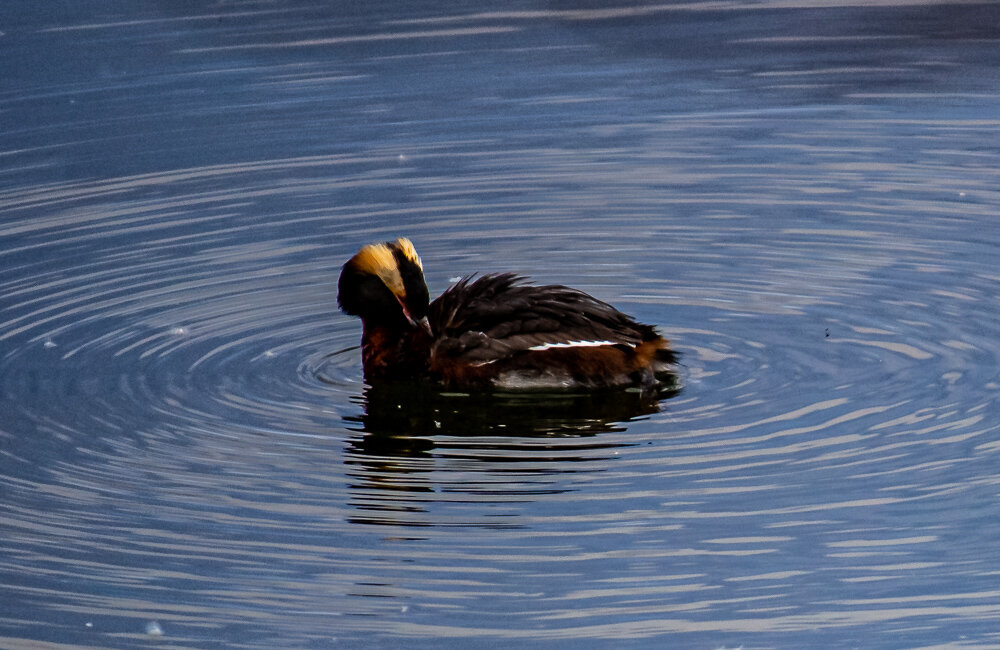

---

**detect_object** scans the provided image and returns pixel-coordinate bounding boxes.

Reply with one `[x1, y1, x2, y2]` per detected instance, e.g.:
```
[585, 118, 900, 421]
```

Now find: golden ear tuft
[353, 243, 396, 275]
[394, 237, 422, 270]
[352, 243, 405, 295]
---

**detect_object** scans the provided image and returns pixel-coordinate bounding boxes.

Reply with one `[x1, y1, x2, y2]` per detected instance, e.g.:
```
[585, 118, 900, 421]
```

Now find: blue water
[3, 1, 1000, 647]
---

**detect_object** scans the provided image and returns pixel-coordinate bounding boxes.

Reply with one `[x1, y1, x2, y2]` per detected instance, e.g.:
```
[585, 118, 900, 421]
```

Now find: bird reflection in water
[342, 376, 681, 528]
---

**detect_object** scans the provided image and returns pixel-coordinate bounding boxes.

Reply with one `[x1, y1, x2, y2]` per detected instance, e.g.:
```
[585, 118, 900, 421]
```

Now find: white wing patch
[527, 340, 623, 352]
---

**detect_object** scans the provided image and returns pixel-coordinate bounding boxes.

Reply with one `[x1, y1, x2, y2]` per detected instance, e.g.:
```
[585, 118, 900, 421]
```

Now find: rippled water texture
[3, 1, 1000, 647]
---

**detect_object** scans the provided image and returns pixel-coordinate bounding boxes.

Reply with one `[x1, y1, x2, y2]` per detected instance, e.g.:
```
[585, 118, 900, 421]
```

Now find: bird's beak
[396, 296, 432, 335]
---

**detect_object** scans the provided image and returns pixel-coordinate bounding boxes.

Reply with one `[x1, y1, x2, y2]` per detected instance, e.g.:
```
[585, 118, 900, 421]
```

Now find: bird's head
[338, 237, 430, 331]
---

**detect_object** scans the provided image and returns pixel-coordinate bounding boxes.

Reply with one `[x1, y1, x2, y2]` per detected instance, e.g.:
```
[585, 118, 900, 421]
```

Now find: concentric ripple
[3, 135, 999, 646]
[3, 2, 1000, 647]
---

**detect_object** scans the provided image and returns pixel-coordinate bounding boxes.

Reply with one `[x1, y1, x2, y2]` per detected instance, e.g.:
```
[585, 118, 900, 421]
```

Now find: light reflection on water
[2, 1, 1000, 647]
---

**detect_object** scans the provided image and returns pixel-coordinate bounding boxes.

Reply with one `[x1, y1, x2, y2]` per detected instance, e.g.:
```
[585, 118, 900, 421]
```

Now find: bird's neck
[361, 322, 431, 380]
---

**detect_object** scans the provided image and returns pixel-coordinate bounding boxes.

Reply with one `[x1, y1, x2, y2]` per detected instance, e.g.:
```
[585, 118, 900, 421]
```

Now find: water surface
[2, 1, 1000, 647]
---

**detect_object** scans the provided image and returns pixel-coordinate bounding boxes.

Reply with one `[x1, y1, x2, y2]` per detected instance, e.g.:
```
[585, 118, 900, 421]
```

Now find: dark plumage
[338, 238, 677, 390]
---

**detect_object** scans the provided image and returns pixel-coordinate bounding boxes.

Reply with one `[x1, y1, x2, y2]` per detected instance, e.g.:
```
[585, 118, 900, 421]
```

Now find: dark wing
[427, 273, 661, 363]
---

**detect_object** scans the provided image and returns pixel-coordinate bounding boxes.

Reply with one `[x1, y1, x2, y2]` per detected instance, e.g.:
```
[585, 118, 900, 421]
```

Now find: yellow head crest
[393, 237, 422, 271]
[351, 242, 403, 296]
[347, 237, 422, 298]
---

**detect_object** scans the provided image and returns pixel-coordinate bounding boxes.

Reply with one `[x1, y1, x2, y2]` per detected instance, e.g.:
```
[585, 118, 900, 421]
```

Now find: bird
[337, 237, 677, 391]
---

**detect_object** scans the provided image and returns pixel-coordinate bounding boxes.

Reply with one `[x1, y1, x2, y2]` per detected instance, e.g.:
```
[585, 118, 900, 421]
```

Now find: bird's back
[427, 273, 675, 389]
